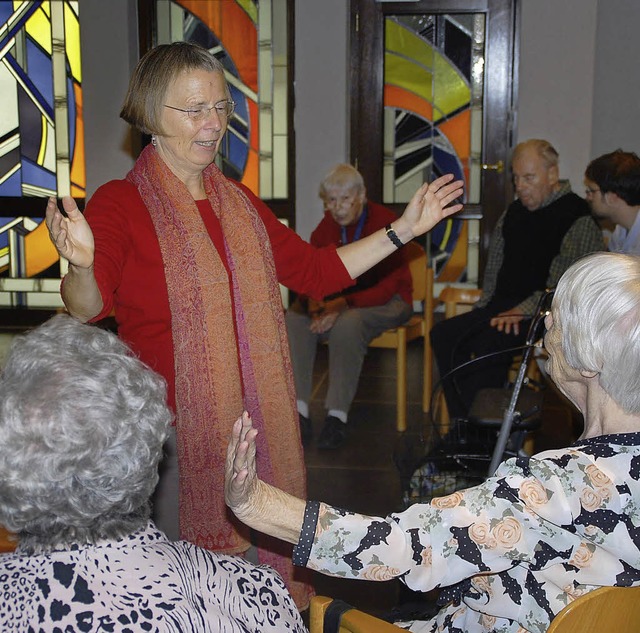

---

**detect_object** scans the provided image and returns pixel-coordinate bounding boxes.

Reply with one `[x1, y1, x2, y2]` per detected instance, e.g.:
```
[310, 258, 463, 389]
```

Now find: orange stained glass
[70, 81, 86, 193]
[25, 220, 59, 278]
[438, 109, 471, 183]
[385, 85, 433, 123]
[179, 0, 258, 91]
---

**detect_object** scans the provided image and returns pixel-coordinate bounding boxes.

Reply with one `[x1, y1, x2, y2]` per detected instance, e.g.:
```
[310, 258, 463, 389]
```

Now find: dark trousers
[430, 304, 527, 420]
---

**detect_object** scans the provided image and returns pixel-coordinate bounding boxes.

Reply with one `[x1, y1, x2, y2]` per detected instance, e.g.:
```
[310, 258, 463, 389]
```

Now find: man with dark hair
[584, 149, 640, 254]
[431, 139, 605, 420]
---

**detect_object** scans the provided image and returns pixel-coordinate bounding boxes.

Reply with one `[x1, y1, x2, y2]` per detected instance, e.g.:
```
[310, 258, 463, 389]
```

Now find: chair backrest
[309, 596, 405, 633]
[404, 241, 428, 304]
[438, 285, 482, 318]
[546, 586, 640, 633]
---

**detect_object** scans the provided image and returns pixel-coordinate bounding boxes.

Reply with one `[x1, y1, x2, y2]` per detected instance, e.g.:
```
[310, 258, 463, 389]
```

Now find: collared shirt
[294, 433, 640, 633]
[1, 522, 306, 632]
[478, 181, 605, 315]
[609, 210, 640, 255]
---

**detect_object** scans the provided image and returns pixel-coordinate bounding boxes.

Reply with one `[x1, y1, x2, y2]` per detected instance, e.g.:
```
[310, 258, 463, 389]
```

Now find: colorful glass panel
[384, 13, 484, 284]
[0, 0, 84, 309]
[154, 0, 288, 199]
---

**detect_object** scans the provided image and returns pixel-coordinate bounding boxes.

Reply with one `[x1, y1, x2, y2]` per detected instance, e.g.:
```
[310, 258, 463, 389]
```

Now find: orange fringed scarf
[127, 145, 313, 607]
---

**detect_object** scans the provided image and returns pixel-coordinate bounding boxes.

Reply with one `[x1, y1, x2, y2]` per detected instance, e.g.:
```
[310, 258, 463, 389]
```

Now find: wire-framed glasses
[164, 99, 236, 121]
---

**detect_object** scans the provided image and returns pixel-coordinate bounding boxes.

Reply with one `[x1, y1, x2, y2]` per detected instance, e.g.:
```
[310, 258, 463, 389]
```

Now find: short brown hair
[120, 42, 227, 135]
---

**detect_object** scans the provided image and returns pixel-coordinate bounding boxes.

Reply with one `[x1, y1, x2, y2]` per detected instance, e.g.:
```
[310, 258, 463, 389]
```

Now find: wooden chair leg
[397, 329, 407, 432]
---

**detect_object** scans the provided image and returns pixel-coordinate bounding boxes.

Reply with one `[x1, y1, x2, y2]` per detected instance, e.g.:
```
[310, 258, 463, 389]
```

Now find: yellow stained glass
[24, 3, 52, 55]
[64, 2, 81, 82]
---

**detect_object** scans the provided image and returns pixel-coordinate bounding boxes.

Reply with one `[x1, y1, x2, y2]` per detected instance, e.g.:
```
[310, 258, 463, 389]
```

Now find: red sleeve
[234, 183, 354, 300]
[307, 202, 413, 308]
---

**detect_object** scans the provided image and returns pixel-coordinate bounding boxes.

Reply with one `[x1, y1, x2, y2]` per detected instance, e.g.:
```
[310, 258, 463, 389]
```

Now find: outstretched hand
[399, 174, 464, 239]
[225, 411, 259, 520]
[45, 196, 95, 269]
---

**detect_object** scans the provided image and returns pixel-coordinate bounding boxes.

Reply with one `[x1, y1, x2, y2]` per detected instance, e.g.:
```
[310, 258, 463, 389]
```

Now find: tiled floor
[302, 340, 580, 620]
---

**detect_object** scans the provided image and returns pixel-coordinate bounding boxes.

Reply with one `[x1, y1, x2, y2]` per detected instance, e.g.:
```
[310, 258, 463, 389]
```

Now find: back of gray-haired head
[554, 252, 640, 414]
[0, 314, 172, 552]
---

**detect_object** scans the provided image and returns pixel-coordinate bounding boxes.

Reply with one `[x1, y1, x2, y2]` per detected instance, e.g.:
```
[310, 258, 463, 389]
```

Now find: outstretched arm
[337, 174, 463, 279]
[225, 412, 306, 544]
[45, 196, 103, 322]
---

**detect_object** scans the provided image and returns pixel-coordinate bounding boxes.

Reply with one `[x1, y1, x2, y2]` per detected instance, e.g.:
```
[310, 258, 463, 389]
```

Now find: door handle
[481, 160, 504, 173]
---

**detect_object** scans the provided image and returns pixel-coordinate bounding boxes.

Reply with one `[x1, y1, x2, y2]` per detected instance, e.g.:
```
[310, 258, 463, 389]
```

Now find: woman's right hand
[45, 196, 95, 269]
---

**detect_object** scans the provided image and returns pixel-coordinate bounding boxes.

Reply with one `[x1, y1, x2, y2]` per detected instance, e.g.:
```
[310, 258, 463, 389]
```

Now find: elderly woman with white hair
[0, 315, 305, 631]
[226, 251, 640, 633]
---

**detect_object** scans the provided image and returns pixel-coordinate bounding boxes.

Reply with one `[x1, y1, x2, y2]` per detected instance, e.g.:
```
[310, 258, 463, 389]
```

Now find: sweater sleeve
[235, 184, 355, 300]
[307, 203, 412, 308]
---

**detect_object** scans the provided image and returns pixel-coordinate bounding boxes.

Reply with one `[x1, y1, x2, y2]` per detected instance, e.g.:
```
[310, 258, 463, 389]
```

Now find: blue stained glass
[0, 3, 12, 22]
[0, 219, 16, 249]
[227, 132, 248, 175]
[21, 158, 56, 190]
[229, 85, 247, 121]
[26, 39, 54, 110]
[0, 172, 21, 197]
[433, 146, 463, 182]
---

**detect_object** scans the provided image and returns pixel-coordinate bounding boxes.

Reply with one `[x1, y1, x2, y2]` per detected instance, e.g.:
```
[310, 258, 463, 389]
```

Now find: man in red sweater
[285, 164, 413, 449]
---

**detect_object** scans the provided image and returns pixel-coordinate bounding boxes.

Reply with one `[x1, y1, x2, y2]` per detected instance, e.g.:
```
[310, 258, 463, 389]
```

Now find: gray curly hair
[0, 314, 172, 553]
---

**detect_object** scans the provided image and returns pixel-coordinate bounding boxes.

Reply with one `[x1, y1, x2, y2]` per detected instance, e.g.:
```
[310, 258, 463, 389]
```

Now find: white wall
[80, 0, 138, 197]
[591, 0, 640, 157]
[516, 0, 598, 193]
[294, 0, 350, 239]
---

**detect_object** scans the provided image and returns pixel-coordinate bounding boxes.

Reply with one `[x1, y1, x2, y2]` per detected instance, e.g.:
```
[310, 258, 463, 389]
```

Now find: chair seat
[369, 315, 424, 348]
[0, 525, 17, 553]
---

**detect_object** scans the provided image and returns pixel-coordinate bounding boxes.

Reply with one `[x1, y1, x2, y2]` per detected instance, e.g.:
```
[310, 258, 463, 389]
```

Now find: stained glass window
[153, 0, 289, 199]
[384, 14, 484, 284]
[0, 0, 84, 310]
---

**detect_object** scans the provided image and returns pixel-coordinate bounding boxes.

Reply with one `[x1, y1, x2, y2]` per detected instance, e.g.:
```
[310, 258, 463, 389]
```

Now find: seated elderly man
[226, 252, 640, 633]
[0, 315, 305, 631]
[431, 139, 605, 420]
[286, 163, 412, 449]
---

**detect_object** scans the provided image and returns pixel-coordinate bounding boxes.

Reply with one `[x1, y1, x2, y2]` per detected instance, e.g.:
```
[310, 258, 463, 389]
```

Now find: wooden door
[350, 0, 518, 285]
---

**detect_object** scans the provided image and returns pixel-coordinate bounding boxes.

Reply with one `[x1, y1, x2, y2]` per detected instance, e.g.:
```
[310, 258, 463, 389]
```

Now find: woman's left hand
[397, 174, 464, 240]
[225, 411, 259, 520]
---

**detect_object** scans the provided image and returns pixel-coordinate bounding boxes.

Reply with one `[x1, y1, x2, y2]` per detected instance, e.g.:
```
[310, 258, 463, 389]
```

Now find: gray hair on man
[554, 252, 640, 414]
[0, 314, 172, 554]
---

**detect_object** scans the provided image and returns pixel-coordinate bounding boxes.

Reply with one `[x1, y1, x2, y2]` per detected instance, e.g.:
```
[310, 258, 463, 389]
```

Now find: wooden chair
[367, 241, 433, 432]
[433, 285, 542, 438]
[547, 586, 640, 632]
[310, 596, 404, 633]
[0, 525, 17, 553]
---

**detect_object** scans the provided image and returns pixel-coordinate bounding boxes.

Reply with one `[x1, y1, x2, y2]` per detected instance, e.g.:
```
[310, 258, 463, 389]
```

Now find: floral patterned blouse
[293, 433, 640, 633]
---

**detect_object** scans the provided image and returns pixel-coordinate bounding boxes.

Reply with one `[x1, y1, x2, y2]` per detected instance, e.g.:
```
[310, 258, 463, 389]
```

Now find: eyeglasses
[585, 186, 600, 196]
[164, 99, 236, 121]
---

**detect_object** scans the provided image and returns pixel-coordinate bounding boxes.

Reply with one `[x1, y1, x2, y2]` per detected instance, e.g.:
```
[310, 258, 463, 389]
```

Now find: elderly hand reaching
[225, 412, 307, 544]
[225, 412, 260, 522]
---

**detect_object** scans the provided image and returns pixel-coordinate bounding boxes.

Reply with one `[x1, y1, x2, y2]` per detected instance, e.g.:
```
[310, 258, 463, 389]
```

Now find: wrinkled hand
[398, 174, 464, 239]
[45, 196, 95, 269]
[490, 308, 525, 335]
[225, 411, 259, 519]
[309, 297, 347, 334]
